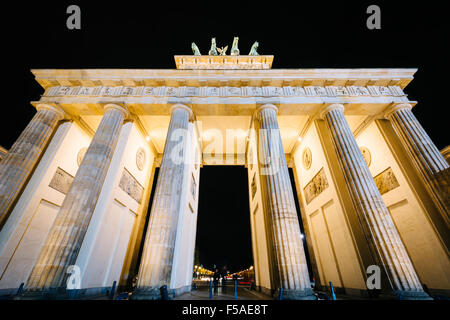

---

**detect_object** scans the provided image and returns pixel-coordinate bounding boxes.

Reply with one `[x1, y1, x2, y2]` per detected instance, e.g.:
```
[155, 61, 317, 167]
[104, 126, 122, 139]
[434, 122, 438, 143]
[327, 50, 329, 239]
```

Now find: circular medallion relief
[302, 148, 312, 170]
[77, 147, 88, 166]
[136, 148, 146, 171]
[360, 146, 371, 167]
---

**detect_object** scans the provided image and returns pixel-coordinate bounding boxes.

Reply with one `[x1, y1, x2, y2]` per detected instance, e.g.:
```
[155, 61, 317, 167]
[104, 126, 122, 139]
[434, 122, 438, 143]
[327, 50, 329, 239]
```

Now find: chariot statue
[208, 38, 219, 56]
[191, 37, 261, 56]
[217, 46, 228, 55]
[230, 37, 240, 55]
[248, 41, 259, 56]
[191, 42, 201, 56]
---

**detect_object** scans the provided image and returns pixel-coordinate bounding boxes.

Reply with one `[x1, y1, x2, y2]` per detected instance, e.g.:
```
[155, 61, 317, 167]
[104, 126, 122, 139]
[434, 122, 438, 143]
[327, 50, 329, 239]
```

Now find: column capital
[35, 103, 66, 120]
[104, 103, 130, 119]
[170, 103, 193, 119]
[319, 103, 345, 120]
[384, 103, 413, 119]
[255, 104, 278, 120]
[256, 103, 278, 114]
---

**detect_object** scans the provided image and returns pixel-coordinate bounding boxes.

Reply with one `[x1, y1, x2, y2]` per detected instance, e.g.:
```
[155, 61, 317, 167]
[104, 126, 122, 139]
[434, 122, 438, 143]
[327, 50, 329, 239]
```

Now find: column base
[374, 289, 433, 300]
[131, 285, 192, 300]
[15, 287, 78, 300]
[276, 287, 317, 300]
[255, 285, 275, 297]
[15, 286, 114, 300]
[394, 290, 433, 300]
[130, 287, 162, 300]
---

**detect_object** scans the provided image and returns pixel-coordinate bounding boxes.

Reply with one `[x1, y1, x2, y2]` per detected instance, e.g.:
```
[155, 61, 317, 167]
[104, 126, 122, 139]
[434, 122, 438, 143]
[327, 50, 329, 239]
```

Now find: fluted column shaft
[256, 104, 315, 300]
[385, 103, 449, 221]
[0, 104, 64, 228]
[25, 104, 127, 293]
[134, 104, 192, 299]
[322, 104, 430, 299]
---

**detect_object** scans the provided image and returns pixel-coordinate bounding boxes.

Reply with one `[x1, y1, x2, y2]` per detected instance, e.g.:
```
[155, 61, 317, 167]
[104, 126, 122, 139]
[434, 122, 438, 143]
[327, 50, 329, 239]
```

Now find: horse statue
[208, 38, 219, 55]
[230, 37, 240, 55]
[217, 46, 228, 55]
[248, 41, 259, 56]
[191, 42, 201, 56]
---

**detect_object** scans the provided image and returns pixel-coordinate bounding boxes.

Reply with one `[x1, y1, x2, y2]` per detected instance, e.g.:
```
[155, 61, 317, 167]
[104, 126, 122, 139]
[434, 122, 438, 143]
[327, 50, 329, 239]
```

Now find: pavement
[174, 285, 273, 300]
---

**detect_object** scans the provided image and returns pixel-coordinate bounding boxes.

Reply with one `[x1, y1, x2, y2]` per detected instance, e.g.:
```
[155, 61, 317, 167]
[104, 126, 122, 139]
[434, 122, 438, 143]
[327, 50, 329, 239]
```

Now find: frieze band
[45, 85, 405, 98]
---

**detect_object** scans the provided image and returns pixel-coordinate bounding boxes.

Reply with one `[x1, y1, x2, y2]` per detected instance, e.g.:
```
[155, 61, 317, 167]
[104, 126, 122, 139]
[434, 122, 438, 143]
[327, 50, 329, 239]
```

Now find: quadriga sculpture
[208, 38, 219, 55]
[230, 37, 240, 55]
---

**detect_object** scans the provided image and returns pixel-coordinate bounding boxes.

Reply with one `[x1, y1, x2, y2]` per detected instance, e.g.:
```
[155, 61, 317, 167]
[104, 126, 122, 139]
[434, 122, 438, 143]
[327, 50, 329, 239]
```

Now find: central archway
[132, 163, 315, 299]
[195, 166, 253, 275]
[191, 165, 314, 299]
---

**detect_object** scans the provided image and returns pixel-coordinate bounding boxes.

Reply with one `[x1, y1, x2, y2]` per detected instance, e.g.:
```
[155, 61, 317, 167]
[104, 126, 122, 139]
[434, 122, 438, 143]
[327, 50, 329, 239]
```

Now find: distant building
[0, 146, 7, 161]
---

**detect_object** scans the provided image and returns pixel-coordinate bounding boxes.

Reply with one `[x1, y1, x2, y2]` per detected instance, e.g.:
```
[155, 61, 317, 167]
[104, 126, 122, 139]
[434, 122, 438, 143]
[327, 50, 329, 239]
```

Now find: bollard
[109, 281, 117, 300]
[329, 281, 336, 300]
[160, 285, 169, 300]
[67, 289, 78, 300]
[278, 287, 284, 300]
[16, 283, 24, 296]
[234, 280, 237, 300]
[209, 280, 213, 300]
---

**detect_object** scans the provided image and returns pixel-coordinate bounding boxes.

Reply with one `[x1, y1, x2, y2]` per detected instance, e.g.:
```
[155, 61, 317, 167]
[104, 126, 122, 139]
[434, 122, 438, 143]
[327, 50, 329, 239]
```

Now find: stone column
[321, 104, 430, 300]
[256, 104, 315, 300]
[0, 104, 65, 228]
[385, 103, 449, 220]
[24, 104, 128, 296]
[133, 104, 192, 299]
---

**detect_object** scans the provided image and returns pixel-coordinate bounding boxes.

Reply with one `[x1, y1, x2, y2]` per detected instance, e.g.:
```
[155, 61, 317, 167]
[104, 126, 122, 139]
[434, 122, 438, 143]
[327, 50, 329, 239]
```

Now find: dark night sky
[1, 2, 448, 274]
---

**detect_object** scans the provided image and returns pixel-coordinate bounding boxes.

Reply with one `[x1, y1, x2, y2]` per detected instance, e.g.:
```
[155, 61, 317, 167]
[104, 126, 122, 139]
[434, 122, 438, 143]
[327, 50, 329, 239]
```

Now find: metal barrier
[278, 287, 284, 300]
[329, 281, 336, 300]
[109, 281, 117, 300]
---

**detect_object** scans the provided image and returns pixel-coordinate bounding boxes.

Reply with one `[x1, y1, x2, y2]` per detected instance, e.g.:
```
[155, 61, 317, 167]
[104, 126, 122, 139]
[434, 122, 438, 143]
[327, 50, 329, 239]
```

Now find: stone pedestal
[0, 104, 65, 228]
[256, 104, 315, 300]
[23, 104, 128, 297]
[385, 103, 450, 222]
[322, 104, 431, 300]
[132, 104, 192, 300]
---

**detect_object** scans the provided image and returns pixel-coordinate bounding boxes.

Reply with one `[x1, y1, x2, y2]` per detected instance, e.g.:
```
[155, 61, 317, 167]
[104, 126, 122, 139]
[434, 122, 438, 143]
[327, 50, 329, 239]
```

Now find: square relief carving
[119, 168, 144, 204]
[303, 167, 329, 204]
[49, 167, 74, 195]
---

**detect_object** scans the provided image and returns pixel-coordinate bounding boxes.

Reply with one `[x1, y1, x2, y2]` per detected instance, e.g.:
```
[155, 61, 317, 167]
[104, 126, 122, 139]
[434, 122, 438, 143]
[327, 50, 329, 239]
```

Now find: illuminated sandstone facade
[0, 55, 448, 299]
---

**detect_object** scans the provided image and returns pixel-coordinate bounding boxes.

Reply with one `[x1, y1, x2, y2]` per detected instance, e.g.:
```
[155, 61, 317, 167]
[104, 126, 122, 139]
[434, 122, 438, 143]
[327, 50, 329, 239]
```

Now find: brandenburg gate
[0, 43, 448, 300]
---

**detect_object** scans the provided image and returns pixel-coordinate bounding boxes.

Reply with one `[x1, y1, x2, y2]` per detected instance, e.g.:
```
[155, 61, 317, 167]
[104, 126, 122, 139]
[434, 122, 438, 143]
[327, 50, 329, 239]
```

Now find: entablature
[31, 68, 417, 90]
[36, 83, 414, 117]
